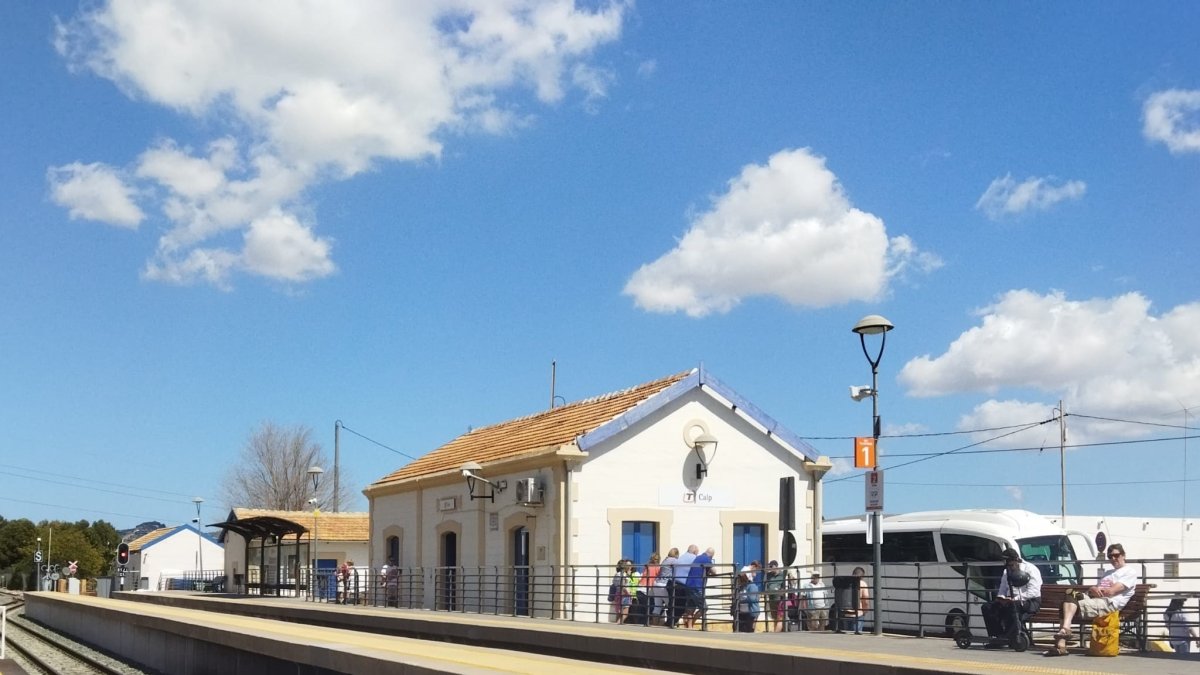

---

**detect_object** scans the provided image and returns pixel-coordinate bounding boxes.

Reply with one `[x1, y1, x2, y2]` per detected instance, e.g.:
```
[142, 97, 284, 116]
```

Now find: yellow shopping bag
[1088, 611, 1120, 657]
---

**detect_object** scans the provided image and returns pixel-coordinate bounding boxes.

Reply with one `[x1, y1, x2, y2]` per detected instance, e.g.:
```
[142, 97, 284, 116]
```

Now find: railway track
[2, 591, 149, 675]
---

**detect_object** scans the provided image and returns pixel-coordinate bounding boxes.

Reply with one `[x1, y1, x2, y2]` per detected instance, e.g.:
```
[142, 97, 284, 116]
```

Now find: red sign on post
[854, 436, 876, 468]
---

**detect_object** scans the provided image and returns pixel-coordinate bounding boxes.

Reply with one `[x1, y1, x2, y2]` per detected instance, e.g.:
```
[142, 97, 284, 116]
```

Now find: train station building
[364, 366, 833, 612]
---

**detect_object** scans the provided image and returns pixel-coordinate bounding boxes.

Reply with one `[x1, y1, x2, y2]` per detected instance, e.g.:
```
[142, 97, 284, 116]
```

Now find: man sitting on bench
[1045, 542, 1137, 657]
[982, 548, 1041, 649]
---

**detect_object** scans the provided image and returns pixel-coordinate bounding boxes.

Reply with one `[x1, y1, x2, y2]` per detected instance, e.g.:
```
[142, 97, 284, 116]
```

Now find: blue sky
[2, 2, 1198, 531]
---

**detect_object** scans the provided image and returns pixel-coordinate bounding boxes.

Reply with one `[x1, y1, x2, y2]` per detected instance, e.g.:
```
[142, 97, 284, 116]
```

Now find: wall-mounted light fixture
[461, 461, 507, 501]
[682, 419, 718, 480]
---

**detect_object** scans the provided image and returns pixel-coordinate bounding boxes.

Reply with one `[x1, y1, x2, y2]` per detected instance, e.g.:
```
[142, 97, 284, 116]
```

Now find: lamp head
[307, 465, 324, 490]
[852, 314, 894, 336]
[692, 431, 718, 452]
[460, 460, 482, 477]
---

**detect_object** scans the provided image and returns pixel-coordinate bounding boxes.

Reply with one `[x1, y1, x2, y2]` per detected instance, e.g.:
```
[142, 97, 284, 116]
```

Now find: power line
[0, 494, 168, 523]
[1069, 413, 1197, 431]
[338, 423, 420, 461]
[0, 463, 201, 500]
[804, 410, 1197, 443]
[826, 419, 1051, 484]
[800, 419, 1050, 441]
[888, 477, 1197, 488]
[826, 434, 1199, 459]
[0, 469, 189, 505]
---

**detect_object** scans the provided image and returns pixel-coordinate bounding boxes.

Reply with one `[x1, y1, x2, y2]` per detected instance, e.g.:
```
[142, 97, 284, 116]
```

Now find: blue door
[621, 521, 658, 567]
[317, 558, 337, 600]
[733, 523, 766, 577]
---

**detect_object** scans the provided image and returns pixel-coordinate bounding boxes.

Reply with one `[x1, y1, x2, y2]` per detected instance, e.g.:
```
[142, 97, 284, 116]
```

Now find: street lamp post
[193, 497, 205, 584]
[36, 536, 42, 591]
[852, 314, 894, 637]
[307, 466, 323, 600]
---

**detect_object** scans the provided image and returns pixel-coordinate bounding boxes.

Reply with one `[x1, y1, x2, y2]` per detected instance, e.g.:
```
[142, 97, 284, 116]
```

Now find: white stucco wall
[132, 526, 223, 590]
[369, 468, 559, 572]
[572, 389, 812, 569]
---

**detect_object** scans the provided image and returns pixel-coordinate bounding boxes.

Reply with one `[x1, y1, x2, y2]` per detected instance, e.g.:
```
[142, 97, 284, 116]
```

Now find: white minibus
[821, 509, 1092, 635]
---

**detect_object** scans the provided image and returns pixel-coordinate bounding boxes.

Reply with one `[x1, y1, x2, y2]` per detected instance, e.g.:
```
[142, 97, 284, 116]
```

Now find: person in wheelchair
[981, 548, 1042, 649]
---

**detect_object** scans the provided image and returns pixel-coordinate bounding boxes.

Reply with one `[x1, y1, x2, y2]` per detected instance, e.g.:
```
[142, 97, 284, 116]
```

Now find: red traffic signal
[117, 542, 130, 565]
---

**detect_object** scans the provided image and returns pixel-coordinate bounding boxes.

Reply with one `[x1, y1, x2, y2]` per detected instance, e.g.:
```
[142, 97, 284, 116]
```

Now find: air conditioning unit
[515, 477, 543, 505]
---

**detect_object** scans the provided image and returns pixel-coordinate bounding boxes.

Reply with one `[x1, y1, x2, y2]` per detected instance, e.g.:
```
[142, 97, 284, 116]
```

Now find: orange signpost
[854, 436, 876, 469]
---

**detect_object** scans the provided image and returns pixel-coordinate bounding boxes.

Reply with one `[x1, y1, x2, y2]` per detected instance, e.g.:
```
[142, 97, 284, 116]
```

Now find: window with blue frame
[621, 521, 658, 565]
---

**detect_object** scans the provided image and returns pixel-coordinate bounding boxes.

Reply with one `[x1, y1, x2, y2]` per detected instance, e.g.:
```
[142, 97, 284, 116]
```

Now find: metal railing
[158, 557, 1200, 649]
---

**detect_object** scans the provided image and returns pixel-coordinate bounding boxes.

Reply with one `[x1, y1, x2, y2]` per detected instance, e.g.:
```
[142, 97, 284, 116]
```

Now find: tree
[220, 422, 352, 511]
[0, 518, 36, 571]
[41, 526, 104, 578]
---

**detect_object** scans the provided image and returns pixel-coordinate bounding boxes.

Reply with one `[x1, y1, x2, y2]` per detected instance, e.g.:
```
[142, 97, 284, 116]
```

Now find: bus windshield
[1017, 535, 1081, 584]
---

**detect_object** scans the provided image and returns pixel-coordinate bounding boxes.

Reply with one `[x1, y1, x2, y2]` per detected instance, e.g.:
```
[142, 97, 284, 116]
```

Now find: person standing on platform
[668, 545, 697, 628]
[683, 546, 714, 628]
[659, 547, 680, 627]
[801, 572, 830, 631]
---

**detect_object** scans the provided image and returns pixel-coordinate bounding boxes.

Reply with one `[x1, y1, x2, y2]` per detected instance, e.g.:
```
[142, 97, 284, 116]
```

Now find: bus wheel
[945, 610, 967, 637]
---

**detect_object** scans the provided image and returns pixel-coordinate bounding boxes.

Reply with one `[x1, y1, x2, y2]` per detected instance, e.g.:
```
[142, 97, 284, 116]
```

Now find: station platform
[0, 659, 29, 675]
[25, 592, 1200, 675]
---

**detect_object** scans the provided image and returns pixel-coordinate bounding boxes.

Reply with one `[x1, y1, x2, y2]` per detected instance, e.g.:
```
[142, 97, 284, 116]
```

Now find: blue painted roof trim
[576, 369, 701, 451]
[577, 365, 819, 461]
[700, 369, 820, 461]
[141, 523, 223, 551]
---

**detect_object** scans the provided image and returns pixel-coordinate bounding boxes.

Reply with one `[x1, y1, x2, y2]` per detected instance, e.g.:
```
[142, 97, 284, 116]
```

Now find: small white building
[365, 367, 833, 615]
[127, 524, 223, 591]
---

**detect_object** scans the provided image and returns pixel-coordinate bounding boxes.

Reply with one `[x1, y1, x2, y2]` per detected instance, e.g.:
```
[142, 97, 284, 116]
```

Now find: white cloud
[623, 148, 940, 317]
[52, 0, 627, 287]
[975, 174, 1086, 220]
[47, 162, 144, 228]
[899, 289, 1200, 445]
[827, 456, 856, 478]
[636, 59, 657, 78]
[241, 209, 335, 282]
[1143, 89, 1200, 154]
[141, 209, 334, 287]
[883, 422, 928, 437]
[1004, 485, 1023, 505]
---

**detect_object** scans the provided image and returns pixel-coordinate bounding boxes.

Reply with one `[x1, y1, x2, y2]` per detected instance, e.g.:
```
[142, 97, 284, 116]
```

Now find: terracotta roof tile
[129, 526, 176, 551]
[370, 369, 693, 488]
[231, 508, 369, 542]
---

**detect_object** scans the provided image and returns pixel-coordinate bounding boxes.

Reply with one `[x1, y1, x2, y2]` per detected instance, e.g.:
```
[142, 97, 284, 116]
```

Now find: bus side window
[941, 533, 1005, 595]
[823, 533, 872, 563]
[882, 531, 937, 563]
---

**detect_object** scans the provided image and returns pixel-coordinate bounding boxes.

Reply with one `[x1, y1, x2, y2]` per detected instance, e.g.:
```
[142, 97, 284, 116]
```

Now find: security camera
[850, 386, 875, 402]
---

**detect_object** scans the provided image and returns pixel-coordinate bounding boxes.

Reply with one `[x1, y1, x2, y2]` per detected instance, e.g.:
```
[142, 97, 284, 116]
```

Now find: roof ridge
[368, 368, 697, 487]
[461, 369, 696, 436]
